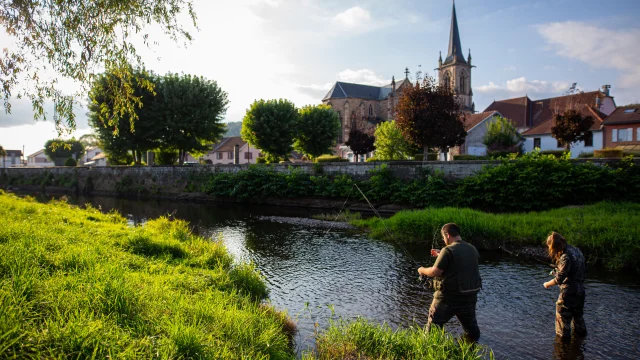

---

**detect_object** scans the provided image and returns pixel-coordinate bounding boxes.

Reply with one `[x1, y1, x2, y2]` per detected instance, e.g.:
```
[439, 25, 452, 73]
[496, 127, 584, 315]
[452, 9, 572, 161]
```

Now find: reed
[354, 202, 640, 272]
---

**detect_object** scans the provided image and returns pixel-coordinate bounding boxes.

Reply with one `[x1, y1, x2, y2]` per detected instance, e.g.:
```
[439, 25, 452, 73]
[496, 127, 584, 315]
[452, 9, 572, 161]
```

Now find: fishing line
[322, 184, 355, 237]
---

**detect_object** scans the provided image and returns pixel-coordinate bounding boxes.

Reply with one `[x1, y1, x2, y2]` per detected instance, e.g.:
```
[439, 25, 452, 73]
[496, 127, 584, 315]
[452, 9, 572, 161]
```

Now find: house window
[557, 139, 563, 148]
[616, 128, 633, 142]
[637, 127, 640, 142]
[216, 152, 223, 160]
[227, 151, 233, 159]
[584, 132, 593, 147]
[533, 138, 541, 149]
[244, 152, 253, 160]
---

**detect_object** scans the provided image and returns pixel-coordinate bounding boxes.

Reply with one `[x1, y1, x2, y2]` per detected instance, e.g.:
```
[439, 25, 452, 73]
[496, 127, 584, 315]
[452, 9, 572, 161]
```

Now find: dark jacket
[554, 245, 586, 294]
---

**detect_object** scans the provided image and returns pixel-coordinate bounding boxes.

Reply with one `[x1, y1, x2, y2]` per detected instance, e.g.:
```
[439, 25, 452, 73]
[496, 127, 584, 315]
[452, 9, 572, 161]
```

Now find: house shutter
[627, 128, 633, 141]
[612, 129, 617, 142]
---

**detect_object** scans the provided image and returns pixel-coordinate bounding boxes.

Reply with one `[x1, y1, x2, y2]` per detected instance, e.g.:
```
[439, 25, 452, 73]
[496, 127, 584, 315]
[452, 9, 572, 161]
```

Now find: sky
[2, 0, 640, 157]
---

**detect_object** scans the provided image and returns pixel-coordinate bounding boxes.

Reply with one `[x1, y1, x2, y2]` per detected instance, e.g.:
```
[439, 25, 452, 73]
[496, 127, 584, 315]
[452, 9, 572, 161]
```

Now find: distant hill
[224, 121, 242, 137]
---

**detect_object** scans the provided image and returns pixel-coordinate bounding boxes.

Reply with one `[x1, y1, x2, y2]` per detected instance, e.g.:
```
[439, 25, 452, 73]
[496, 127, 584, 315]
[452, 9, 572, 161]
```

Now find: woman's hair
[546, 231, 567, 262]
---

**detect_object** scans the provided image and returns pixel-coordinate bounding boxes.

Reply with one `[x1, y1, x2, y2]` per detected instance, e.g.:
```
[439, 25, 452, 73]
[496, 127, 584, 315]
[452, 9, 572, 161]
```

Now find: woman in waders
[543, 232, 587, 340]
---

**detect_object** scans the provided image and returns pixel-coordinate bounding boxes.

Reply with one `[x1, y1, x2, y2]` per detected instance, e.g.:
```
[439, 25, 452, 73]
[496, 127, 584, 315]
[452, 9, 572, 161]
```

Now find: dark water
[38, 195, 640, 359]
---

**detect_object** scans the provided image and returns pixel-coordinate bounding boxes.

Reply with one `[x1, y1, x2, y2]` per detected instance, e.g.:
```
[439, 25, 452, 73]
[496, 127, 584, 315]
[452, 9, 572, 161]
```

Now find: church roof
[443, 2, 467, 66]
[323, 79, 411, 101]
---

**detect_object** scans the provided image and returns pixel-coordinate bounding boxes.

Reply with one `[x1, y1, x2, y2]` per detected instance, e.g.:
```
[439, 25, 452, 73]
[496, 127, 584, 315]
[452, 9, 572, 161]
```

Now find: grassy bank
[0, 190, 294, 359]
[354, 202, 640, 272]
[303, 318, 492, 360]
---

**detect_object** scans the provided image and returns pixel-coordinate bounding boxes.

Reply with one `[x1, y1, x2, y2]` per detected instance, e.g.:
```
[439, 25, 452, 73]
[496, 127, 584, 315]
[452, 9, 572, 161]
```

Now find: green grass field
[354, 202, 640, 272]
[0, 191, 491, 359]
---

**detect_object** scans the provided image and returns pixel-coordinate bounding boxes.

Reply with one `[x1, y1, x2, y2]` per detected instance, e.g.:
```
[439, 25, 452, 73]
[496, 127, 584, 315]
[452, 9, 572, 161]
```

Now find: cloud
[333, 6, 372, 28]
[476, 77, 569, 98]
[294, 68, 389, 99]
[0, 98, 89, 129]
[537, 21, 640, 88]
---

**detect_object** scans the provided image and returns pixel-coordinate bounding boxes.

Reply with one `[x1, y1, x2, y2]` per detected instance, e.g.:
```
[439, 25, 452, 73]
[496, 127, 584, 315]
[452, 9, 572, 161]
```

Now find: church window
[368, 104, 373, 116]
[459, 71, 466, 94]
[443, 71, 451, 90]
[337, 111, 343, 143]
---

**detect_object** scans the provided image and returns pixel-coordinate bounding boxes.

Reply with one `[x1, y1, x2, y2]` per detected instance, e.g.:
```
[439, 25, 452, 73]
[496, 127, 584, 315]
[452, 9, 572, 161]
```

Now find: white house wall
[524, 131, 603, 158]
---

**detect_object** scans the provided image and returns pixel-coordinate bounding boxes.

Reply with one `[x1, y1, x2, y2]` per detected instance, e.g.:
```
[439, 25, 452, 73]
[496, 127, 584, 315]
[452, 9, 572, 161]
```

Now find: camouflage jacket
[554, 245, 586, 294]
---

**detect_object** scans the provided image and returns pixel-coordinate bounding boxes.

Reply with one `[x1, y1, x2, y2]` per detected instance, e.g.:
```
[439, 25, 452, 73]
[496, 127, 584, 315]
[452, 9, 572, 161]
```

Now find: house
[81, 146, 103, 165]
[86, 152, 108, 166]
[484, 87, 616, 132]
[522, 104, 605, 158]
[456, 110, 503, 156]
[602, 105, 640, 154]
[200, 137, 262, 164]
[26, 149, 55, 167]
[2, 150, 23, 168]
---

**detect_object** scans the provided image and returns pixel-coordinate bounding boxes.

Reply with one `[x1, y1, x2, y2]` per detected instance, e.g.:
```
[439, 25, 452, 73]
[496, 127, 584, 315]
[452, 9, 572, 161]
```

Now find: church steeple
[445, 1, 466, 65]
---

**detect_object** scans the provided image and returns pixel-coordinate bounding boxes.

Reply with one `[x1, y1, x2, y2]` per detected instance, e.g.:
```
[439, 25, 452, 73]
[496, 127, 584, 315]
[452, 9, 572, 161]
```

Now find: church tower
[438, 1, 474, 112]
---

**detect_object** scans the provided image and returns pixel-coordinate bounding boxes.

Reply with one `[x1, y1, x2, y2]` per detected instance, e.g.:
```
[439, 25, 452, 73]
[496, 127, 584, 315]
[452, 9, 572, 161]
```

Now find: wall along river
[56, 195, 640, 359]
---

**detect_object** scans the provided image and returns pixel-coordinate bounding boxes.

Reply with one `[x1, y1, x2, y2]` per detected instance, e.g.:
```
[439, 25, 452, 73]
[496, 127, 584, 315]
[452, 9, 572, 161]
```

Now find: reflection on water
[37, 194, 640, 359]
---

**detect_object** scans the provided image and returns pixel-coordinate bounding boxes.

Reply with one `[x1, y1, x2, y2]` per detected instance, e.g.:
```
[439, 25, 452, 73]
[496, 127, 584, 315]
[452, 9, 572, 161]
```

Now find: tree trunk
[422, 145, 429, 163]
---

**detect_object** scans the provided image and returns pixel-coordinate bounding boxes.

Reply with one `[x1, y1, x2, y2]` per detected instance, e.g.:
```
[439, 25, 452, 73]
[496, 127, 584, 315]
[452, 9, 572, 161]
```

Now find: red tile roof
[523, 104, 604, 136]
[463, 111, 500, 131]
[483, 96, 531, 128]
[603, 105, 640, 125]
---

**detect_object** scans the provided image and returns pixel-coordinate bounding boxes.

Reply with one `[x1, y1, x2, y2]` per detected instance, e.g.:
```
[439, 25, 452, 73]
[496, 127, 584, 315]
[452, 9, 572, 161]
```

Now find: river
[45, 195, 640, 359]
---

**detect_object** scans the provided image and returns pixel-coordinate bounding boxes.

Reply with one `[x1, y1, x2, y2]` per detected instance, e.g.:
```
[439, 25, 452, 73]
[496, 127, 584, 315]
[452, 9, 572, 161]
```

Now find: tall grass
[303, 318, 492, 360]
[0, 190, 294, 359]
[354, 202, 640, 272]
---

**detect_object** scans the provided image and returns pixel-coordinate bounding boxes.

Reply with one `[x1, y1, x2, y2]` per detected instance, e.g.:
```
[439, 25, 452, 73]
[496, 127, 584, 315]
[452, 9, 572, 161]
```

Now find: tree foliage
[483, 116, 523, 155]
[44, 139, 84, 165]
[78, 134, 99, 148]
[1, 0, 197, 134]
[373, 120, 414, 160]
[88, 69, 160, 165]
[395, 76, 467, 160]
[156, 73, 228, 164]
[0, 145, 5, 157]
[345, 128, 375, 161]
[294, 105, 341, 160]
[551, 109, 594, 151]
[241, 99, 298, 162]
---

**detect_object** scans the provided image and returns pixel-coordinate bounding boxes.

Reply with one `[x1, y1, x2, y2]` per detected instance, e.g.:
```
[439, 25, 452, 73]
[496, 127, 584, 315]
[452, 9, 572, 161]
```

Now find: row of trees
[88, 69, 228, 165]
[241, 100, 340, 162]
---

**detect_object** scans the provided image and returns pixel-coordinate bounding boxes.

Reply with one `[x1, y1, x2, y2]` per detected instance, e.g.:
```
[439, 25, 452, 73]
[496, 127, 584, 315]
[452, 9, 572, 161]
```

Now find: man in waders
[418, 223, 482, 341]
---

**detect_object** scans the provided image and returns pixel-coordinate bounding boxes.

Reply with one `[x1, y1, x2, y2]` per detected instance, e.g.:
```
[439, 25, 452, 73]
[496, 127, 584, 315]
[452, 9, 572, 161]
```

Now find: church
[322, 2, 474, 160]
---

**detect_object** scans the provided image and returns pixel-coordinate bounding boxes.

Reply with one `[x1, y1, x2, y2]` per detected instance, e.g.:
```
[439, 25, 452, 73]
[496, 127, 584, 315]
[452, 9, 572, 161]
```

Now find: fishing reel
[549, 265, 558, 276]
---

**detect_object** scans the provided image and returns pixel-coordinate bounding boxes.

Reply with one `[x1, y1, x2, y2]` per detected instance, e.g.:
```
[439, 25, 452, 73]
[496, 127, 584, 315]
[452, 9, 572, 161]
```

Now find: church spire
[445, 0, 466, 65]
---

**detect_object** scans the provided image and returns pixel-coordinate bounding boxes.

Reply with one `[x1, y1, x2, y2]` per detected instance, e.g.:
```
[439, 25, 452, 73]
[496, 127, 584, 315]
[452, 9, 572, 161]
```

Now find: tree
[224, 121, 243, 137]
[395, 76, 467, 161]
[1, 0, 197, 134]
[88, 69, 160, 165]
[0, 145, 5, 157]
[483, 116, 524, 156]
[155, 73, 228, 164]
[345, 128, 375, 162]
[78, 134, 99, 148]
[294, 105, 341, 160]
[241, 99, 298, 162]
[552, 109, 594, 151]
[373, 120, 414, 160]
[44, 139, 84, 166]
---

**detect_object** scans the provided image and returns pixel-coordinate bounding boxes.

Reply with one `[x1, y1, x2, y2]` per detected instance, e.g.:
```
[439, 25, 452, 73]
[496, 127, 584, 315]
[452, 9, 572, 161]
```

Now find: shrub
[577, 152, 594, 158]
[64, 158, 77, 166]
[315, 155, 346, 163]
[155, 149, 178, 165]
[594, 149, 623, 158]
[483, 116, 524, 155]
[413, 153, 438, 161]
[365, 157, 378, 162]
[540, 150, 569, 158]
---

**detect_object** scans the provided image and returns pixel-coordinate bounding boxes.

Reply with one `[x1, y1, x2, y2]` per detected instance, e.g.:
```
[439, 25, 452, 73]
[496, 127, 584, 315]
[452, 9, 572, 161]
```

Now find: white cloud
[294, 68, 389, 99]
[476, 77, 569, 96]
[537, 21, 640, 88]
[333, 7, 372, 28]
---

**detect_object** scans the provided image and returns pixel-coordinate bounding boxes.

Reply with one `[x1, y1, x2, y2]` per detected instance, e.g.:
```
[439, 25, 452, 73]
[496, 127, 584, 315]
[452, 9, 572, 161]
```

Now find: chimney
[595, 97, 601, 109]
[602, 85, 611, 97]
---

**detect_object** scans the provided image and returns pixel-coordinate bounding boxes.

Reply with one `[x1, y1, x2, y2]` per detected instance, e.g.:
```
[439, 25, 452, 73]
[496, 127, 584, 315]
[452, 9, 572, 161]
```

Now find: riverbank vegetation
[354, 202, 640, 272]
[189, 152, 639, 212]
[304, 318, 492, 360]
[0, 191, 294, 358]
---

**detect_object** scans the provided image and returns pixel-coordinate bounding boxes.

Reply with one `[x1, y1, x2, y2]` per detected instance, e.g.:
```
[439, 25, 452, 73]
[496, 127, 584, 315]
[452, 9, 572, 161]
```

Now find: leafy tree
[345, 128, 375, 162]
[88, 69, 160, 165]
[294, 105, 341, 160]
[155, 73, 228, 164]
[155, 149, 179, 165]
[552, 109, 594, 151]
[44, 139, 84, 166]
[373, 120, 414, 160]
[224, 121, 243, 137]
[1, 0, 196, 133]
[483, 116, 524, 156]
[241, 99, 298, 162]
[396, 76, 467, 161]
[0, 145, 5, 157]
[78, 133, 99, 148]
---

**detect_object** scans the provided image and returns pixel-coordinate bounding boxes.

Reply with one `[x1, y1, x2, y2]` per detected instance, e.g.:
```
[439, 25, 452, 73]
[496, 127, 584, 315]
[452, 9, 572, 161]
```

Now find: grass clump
[354, 202, 640, 272]
[0, 191, 294, 359]
[304, 318, 492, 360]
